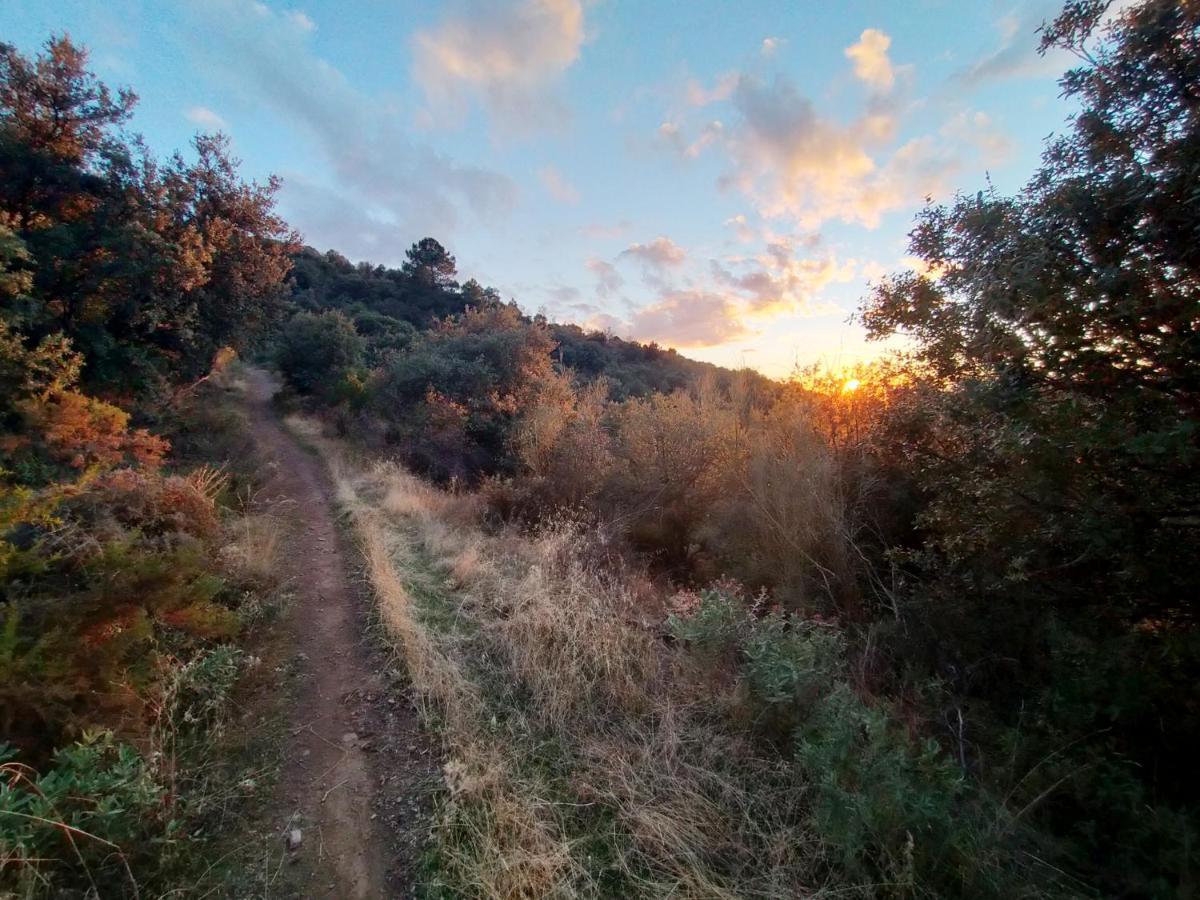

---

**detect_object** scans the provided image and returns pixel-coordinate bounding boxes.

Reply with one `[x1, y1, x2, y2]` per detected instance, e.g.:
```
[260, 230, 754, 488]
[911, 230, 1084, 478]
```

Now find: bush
[670, 589, 1040, 897]
[0, 466, 251, 753]
[275, 310, 363, 396]
[0, 732, 165, 896]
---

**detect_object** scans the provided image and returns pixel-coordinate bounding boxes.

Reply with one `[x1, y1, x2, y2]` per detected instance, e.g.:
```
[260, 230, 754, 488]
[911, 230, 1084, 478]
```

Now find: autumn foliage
[1, 36, 292, 895]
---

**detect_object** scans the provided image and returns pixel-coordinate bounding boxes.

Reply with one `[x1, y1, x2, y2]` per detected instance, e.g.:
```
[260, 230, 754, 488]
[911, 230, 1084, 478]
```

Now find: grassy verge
[288, 419, 823, 897]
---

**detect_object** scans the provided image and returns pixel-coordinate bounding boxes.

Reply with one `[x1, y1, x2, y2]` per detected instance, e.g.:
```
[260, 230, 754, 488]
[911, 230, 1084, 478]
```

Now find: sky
[2, 0, 1082, 377]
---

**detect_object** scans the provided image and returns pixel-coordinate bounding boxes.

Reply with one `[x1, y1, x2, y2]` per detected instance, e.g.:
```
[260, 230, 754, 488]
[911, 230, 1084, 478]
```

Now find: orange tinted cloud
[844, 29, 896, 92]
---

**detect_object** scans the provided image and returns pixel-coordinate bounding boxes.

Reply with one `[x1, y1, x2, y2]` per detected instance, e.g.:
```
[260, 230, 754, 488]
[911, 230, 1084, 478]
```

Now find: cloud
[658, 70, 975, 230]
[722, 73, 881, 226]
[844, 28, 895, 93]
[546, 284, 581, 303]
[725, 214, 756, 243]
[280, 177, 409, 262]
[182, 0, 517, 262]
[619, 236, 687, 269]
[284, 9, 315, 31]
[955, 3, 1065, 86]
[659, 119, 725, 159]
[580, 220, 632, 239]
[685, 71, 739, 107]
[538, 165, 581, 204]
[627, 290, 750, 347]
[586, 257, 624, 298]
[711, 238, 854, 316]
[761, 36, 783, 57]
[596, 233, 854, 349]
[653, 22, 1025, 238]
[413, 0, 585, 134]
[185, 105, 228, 130]
[941, 111, 1014, 165]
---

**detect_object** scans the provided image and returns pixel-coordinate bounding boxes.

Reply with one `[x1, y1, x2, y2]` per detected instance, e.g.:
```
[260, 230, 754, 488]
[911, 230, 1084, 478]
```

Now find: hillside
[3, 5, 1200, 898]
[288, 243, 745, 400]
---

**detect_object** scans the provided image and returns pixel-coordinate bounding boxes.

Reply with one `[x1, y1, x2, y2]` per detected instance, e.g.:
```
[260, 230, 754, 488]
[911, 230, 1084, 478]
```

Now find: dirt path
[242, 368, 434, 898]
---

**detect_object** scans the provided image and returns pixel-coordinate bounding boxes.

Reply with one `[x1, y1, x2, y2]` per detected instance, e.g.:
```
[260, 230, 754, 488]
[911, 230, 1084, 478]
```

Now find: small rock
[342, 731, 358, 745]
[286, 828, 303, 851]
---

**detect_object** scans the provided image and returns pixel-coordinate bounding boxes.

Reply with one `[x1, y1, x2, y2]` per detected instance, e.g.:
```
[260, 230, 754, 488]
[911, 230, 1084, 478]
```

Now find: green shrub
[671, 590, 1048, 897]
[275, 310, 363, 396]
[666, 588, 749, 655]
[0, 731, 166, 896]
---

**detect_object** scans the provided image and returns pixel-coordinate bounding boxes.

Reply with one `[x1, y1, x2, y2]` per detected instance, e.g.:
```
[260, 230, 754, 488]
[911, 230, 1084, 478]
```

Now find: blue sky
[2, 0, 1079, 376]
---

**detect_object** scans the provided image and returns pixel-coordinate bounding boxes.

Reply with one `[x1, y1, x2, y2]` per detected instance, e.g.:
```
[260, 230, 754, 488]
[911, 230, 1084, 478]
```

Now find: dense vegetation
[3, 1, 1199, 895]
[1, 36, 291, 894]
[279, 2, 1199, 895]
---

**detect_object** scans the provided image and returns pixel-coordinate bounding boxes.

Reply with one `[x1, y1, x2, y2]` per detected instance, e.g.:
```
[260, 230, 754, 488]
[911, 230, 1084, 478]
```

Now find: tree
[401, 237, 457, 290]
[371, 301, 557, 479]
[0, 36, 296, 394]
[860, 2, 1200, 890]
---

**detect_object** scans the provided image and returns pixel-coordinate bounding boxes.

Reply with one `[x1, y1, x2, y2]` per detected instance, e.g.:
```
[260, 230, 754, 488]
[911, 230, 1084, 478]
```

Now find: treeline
[1, 37, 293, 893]
[286, 242, 726, 402]
[276, 2, 1200, 896]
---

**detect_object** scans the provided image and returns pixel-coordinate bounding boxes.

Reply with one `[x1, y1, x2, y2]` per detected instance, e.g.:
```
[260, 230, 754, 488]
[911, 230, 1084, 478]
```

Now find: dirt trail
[242, 368, 433, 898]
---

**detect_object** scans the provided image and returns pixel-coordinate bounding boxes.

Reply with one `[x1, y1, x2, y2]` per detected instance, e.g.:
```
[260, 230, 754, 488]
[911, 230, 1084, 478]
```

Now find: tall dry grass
[287, 414, 835, 898]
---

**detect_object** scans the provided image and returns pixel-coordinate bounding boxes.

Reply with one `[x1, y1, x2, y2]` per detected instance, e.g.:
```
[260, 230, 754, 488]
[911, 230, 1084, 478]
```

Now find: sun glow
[842, 378, 862, 393]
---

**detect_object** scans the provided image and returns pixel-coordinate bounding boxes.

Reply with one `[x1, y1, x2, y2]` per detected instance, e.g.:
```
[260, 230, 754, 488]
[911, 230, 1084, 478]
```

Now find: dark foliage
[275, 310, 362, 397]
[861, 1, 1200, 892]
[0, 38, 296, 397]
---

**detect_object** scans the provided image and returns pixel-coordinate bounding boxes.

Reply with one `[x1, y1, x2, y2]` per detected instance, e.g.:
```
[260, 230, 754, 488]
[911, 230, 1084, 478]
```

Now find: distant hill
[289, 244, 769, 399]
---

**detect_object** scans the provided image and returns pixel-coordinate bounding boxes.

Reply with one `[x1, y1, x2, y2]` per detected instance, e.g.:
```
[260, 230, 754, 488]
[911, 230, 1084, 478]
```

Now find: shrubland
[280, 2, 1200, 896]
[1, 36, 292, 895]
[3, 0, 1199, 895]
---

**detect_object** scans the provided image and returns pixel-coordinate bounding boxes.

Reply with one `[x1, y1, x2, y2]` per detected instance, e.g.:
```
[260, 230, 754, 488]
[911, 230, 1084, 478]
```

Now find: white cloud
[538, 165, 581, 204]
[955, 2, 1066, 86]
[761, 36, 783, 57]
[685, 71, 739, 107]
[580, 220, 632, 240]
[722, 74, 881, 227]
[595, 232, 856, 348]
[413, 0, 586, 134]
[658, 69, 988, 231]
[725, 214, 756, 243]
[285, 9, 315, 31]
[183, 0, 517, 261]
[941, 111, 1015, 165]
[627, 290, 750, 347]
[185, 105, 228, 130]
[658, 118, 725, 159]
[844, 29, 896, 93]
[711, 237, 854, 316]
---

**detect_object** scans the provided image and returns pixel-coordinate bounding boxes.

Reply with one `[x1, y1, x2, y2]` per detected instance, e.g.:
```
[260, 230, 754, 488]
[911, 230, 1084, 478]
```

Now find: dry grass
[284, 413, 831, 899]
[220, 512, 284, 588]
